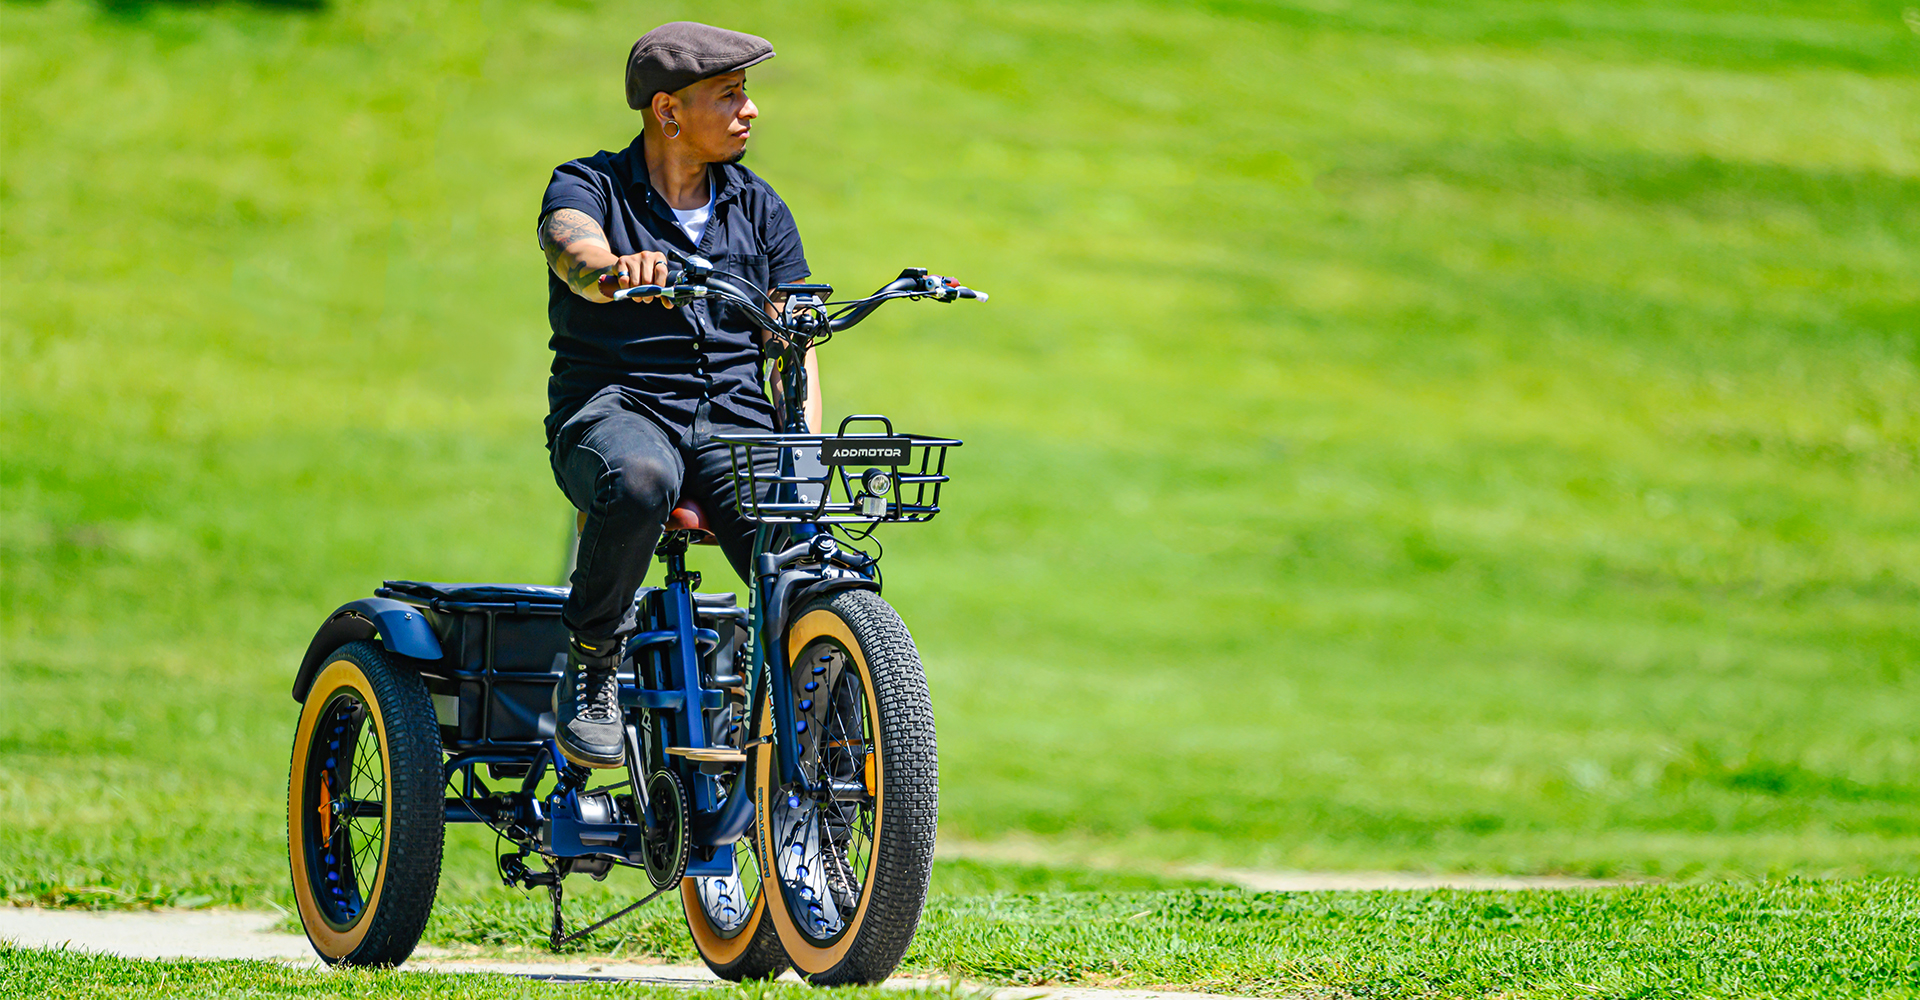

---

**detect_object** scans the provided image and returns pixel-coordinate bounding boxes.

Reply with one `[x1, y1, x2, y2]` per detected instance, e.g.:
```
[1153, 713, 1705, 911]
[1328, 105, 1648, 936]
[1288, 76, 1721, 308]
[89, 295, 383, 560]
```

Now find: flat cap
[626, 21, 774, 110]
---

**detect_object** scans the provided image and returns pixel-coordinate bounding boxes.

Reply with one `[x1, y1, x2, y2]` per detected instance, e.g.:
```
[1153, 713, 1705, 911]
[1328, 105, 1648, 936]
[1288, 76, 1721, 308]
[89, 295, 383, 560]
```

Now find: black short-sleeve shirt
[540, 133, 809, 443]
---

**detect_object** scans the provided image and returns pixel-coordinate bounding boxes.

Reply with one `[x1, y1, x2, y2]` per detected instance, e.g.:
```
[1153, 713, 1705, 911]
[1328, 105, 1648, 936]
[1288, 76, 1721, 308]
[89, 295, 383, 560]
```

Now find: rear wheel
[754, 590, 937, 985]
[684, 675, 789, 980]
[681, 836, 789, 980]
[288, 641, 444, 966]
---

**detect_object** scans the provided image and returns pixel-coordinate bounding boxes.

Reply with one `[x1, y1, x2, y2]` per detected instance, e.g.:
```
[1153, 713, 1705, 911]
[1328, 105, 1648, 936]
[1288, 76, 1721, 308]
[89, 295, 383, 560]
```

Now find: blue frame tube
[664, 566, 724, 816]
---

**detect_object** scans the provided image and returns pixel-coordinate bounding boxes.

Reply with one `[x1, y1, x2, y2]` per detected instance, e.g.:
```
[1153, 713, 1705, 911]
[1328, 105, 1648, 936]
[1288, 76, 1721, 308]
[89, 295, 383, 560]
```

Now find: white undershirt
[668, 180, 715, 246]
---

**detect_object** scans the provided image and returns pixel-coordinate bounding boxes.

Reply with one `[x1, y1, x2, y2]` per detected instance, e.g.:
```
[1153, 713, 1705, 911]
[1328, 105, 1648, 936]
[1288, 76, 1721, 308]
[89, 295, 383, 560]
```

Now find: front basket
[715, 428, 960, 525]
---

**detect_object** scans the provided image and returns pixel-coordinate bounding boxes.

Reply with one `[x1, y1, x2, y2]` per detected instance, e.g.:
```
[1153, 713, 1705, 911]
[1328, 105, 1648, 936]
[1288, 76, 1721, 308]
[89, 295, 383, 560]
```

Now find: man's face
[667, 71, 758, 164]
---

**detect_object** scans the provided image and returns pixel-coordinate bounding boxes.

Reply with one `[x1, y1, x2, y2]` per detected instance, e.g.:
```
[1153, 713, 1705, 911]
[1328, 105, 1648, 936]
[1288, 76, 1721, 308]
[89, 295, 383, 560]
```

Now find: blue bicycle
[285, 261, 983, 983]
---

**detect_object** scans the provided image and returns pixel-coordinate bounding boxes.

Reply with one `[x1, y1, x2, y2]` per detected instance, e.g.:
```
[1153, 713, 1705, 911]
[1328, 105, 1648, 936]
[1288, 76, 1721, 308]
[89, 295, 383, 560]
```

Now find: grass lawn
[10, 875, 1920, 999]
[3, 0, 1918, 995]
[0, 946, 897, 1000]
[391, 866, 1920, 999]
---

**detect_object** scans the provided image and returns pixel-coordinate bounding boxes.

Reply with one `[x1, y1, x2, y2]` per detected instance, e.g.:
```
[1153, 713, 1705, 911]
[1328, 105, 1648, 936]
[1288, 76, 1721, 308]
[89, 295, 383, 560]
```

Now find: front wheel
[754, 590, 937, 985]
[287, 641, 445, 966]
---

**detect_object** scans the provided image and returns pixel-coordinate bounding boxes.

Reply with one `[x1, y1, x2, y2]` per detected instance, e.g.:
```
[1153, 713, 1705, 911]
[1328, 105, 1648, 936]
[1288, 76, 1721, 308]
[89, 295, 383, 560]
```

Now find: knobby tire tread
[304, 641, 446, 967]
[804, 590, 937, 986]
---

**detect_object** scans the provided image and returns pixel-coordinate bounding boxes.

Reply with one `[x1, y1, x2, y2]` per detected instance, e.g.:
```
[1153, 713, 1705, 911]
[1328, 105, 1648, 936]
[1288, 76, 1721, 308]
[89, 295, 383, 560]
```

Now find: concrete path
[939, 840, 1627, 892]
[1187, 865, 1620, 891]
[0, 907, 1265, 999]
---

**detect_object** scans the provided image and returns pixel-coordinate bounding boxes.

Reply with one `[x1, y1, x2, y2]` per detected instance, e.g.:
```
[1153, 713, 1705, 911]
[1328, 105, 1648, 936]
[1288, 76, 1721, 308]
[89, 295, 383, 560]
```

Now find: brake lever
[923, 274, 989, 303]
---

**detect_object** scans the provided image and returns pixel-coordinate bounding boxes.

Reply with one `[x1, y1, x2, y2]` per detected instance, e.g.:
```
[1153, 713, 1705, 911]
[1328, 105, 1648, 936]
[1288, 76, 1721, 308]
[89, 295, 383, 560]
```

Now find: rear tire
[680, 836, 790, 981]
[684, 679, 789, 981]
[754, 590, 937, 985]
[287, 641, 444, 966]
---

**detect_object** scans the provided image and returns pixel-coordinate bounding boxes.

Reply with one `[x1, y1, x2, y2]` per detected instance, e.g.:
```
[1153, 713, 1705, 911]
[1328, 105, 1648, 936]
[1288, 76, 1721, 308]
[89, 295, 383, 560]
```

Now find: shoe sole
[555, 736, 625, 769]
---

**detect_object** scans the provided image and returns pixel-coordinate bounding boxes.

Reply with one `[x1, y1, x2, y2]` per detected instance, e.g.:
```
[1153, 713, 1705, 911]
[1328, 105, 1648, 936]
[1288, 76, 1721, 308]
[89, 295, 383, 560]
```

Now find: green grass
[3, 0, 1919, 994]
[411, 871, 1920, 999]
[909, 879, 1920, 998]
[11, 879, 1920, 999]
[0, 945, 900, 1000]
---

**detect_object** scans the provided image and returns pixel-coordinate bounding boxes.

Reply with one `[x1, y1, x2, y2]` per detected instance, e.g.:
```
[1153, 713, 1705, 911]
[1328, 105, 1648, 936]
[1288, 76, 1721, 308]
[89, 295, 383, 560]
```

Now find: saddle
[573, 497, 716, 546]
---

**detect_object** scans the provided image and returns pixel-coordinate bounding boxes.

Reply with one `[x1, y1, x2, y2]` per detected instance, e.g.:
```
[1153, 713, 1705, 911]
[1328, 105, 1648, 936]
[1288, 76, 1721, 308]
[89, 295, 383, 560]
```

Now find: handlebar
[609, 261, 986, 337]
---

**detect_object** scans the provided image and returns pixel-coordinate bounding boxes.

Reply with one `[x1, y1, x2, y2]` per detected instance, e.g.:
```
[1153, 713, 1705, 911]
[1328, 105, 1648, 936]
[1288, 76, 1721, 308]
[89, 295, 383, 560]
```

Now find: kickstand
[546, 875, 566, 949]
[536, 851, 674, 952]
[548, 880, 674, 951]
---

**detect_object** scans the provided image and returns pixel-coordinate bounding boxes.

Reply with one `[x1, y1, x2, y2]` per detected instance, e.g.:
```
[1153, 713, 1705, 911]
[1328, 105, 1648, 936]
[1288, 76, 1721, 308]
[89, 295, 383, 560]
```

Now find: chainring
[642, 768, 691, 890]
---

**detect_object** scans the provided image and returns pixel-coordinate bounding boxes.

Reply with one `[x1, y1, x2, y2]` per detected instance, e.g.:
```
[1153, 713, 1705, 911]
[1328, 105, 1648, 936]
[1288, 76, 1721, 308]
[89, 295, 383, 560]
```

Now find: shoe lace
[574, 661, 621, 725]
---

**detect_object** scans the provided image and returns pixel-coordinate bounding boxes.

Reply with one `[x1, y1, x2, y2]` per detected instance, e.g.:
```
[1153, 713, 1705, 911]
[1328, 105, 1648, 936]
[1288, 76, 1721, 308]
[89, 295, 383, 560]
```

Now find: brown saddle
[574, 498, 716, 545]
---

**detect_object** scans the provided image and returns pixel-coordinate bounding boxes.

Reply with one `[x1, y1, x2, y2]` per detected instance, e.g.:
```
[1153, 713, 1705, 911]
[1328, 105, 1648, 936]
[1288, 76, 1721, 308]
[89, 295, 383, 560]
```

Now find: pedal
[664, 746, 747, 763]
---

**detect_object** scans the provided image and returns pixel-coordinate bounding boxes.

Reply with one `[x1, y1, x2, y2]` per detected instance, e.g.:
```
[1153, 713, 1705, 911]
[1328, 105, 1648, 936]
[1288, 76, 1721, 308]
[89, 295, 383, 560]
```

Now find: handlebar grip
[960, 288, 988, 302]
[608, 269, 688, 302]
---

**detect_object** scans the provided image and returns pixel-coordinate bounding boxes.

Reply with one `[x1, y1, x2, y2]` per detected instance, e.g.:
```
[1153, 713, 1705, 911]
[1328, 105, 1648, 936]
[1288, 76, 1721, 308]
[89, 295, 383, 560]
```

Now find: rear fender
[291, 598, 444, 702]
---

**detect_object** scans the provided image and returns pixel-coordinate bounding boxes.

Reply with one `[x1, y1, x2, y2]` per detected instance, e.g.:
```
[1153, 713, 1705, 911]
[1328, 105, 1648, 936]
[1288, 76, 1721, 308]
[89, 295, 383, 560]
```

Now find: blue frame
[293, 532, 877, 874]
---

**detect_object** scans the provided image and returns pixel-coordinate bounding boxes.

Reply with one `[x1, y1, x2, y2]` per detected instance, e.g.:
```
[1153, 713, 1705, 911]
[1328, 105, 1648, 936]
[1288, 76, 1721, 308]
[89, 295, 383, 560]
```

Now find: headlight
[860, 468, 893, 497]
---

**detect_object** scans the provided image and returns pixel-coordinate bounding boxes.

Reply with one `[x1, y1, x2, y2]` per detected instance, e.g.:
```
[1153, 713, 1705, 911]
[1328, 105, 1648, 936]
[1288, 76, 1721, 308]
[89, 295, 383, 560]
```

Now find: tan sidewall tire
[679, 852, 774, 968]
[682, 693, 787, 980]
[288, 658, 392, 960]
[756, 607, 887, 976]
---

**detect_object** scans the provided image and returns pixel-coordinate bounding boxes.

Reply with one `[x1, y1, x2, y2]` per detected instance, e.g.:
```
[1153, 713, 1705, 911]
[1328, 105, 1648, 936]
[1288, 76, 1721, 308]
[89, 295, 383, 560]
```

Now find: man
[538, 21, 818, 769]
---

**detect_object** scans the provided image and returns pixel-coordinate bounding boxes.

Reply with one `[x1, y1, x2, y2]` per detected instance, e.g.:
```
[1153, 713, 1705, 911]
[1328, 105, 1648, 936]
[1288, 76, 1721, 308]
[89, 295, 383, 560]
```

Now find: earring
[661, 118, 681, 139]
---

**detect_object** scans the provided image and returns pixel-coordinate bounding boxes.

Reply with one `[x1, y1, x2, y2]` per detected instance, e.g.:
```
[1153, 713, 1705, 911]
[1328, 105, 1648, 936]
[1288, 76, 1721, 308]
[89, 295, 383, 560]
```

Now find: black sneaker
[554, 635, 625, 769]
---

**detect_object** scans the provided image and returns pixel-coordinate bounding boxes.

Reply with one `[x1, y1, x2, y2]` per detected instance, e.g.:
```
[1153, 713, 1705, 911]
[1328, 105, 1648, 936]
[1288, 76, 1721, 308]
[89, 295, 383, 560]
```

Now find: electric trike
[286, 257, 983, 983]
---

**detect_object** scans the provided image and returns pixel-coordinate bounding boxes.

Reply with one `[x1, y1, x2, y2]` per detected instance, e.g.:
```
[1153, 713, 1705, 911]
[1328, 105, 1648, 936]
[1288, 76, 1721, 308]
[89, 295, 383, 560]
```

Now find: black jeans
[550, 391, 776, 642]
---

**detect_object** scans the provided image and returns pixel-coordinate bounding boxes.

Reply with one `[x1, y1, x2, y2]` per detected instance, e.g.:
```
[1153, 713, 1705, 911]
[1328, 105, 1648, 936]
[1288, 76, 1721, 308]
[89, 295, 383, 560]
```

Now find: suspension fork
[758, 553, 805, 790]
[758, 428, 816, 791]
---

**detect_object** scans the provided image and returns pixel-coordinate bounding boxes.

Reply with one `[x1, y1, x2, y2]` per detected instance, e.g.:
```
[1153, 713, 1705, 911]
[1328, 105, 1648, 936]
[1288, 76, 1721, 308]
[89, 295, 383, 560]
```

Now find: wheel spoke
[307, 691, 387, 927]
[772, 638, 881, 941]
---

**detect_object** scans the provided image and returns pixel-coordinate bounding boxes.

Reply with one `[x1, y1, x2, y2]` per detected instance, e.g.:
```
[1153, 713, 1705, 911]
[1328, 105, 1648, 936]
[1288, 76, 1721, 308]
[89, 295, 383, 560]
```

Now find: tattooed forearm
[539, 209, 616, 299]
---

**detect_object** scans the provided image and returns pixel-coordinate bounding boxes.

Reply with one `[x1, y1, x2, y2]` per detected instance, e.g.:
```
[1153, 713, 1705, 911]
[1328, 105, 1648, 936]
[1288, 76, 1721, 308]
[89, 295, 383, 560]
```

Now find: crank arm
[624, 723, 656, 834]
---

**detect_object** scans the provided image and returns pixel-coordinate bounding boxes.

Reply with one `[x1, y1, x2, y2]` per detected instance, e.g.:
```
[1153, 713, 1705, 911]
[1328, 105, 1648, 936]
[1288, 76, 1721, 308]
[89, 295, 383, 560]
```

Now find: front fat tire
[287, 640, 445, 966]
[756, 590, 937, 986]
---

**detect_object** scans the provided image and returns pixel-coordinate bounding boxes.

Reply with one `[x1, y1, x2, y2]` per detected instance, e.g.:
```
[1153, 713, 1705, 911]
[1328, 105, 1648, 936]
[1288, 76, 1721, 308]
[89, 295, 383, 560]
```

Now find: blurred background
[2, 0, 1917, 916]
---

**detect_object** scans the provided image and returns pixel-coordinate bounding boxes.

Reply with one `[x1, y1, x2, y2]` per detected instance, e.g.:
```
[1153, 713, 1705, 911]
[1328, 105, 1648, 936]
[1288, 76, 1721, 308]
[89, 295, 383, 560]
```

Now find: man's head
[648, 71, 757, 165]
[626, 22, 773, 165]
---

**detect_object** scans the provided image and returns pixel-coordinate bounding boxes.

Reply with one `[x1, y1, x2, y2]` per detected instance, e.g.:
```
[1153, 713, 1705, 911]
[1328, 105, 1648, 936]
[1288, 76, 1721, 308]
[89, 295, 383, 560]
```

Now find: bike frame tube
[661, 566, 723, 816]
[693, 523, 776, 848]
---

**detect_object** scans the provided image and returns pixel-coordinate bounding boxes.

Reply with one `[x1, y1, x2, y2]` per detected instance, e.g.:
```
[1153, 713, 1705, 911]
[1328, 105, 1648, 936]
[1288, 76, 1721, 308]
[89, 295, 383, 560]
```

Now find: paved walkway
[938, 840, 1627, 892]
[0, 907, 1264, 999]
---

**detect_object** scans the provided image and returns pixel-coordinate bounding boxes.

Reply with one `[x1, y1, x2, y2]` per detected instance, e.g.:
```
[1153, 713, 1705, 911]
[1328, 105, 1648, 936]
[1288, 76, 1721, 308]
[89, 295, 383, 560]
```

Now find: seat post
[657, 533, 699, 590]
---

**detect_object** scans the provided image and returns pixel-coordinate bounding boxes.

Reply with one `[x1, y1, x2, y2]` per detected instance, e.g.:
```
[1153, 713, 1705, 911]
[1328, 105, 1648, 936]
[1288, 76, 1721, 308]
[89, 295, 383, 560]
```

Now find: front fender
[789, 574, 881, 623]
[291, 598, 445, 702]
[765, 569, 880, 644]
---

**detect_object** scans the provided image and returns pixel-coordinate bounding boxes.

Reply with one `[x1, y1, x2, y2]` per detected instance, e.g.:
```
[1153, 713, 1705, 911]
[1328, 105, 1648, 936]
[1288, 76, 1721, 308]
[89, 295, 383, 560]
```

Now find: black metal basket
[716, 416, 959, 525]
